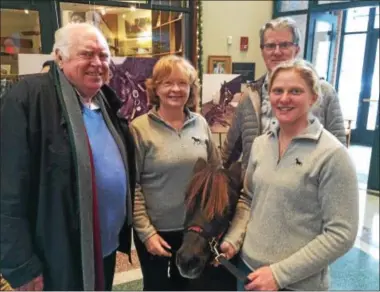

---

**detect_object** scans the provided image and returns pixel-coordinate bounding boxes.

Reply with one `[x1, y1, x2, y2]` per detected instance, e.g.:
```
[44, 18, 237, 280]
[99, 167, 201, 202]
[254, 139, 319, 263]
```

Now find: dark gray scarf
[55, 68, 95, 291]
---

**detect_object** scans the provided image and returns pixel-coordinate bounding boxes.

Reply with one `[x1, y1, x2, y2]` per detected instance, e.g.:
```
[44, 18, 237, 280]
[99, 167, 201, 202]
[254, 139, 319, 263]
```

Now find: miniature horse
[176, 158, 242, 291]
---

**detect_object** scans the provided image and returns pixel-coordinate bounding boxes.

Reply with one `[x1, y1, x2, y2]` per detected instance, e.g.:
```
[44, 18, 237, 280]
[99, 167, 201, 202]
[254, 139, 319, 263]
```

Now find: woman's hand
[244, 266, 279, 291]
[219, 241, 237, 260]
[144, 234, 172, 257]
[212, 241, 237, 267]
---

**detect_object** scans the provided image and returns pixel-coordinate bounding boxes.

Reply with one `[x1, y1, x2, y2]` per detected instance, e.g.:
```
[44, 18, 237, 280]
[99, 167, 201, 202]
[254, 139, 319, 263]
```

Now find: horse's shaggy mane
[185, 166, 229, 221]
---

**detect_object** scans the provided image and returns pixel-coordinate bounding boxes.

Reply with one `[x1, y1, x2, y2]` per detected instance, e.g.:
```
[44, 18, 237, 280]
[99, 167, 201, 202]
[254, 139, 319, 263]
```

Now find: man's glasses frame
[261, 42, 297, 52]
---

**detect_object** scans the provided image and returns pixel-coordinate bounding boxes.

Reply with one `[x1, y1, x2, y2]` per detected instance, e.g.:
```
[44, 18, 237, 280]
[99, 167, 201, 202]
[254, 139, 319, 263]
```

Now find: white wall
[202, 0, 273, 79]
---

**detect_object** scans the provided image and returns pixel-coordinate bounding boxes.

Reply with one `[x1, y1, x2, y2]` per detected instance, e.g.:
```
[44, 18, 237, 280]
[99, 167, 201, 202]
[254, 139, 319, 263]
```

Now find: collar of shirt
[148, 106, 196, 125]
[75, 89, 100, 110]
[268, 114, 324, 141]
[262, 73, 269, 96]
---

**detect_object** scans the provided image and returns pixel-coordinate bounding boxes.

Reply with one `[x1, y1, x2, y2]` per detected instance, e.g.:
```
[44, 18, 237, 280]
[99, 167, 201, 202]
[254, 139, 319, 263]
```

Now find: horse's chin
[177, 266, 203, 279]
[176, 252, 207, 279]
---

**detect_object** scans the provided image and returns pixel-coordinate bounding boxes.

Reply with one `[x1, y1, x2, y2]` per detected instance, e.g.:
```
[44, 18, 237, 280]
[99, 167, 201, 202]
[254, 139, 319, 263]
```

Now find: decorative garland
[196, 0, 203, 104]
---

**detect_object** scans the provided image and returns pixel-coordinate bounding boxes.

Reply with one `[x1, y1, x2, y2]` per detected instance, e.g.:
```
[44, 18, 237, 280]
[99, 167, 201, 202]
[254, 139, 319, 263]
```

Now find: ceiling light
[24, 9, 29, 14]
[130, 5, 136, 12]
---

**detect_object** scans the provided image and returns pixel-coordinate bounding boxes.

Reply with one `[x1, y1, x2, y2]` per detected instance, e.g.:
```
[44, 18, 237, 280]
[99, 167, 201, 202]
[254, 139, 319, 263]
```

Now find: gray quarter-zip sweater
[130, 107, 220, 242]
[223, 117, 358, 290]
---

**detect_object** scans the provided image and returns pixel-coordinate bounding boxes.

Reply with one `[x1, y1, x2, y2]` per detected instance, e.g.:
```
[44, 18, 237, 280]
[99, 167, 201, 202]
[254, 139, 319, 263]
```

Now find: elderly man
[221, 17, 346, 171]
[0, 23, 136, 291]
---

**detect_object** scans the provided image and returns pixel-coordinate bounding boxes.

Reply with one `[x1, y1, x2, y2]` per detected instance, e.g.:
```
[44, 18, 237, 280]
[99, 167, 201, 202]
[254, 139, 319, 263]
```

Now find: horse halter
[185, 214, 229, 255]
[185, 220, 250, 285]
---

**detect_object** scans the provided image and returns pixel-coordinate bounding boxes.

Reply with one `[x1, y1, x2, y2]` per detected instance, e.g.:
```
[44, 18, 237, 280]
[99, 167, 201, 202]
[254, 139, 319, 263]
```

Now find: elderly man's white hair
[51, 22, 110, 62]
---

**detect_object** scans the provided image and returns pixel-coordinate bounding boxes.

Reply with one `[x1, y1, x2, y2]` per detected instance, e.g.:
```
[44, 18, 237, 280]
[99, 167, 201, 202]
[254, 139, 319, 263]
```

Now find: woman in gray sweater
[220, 59, 359, 291]
[130, 55, 220, 291]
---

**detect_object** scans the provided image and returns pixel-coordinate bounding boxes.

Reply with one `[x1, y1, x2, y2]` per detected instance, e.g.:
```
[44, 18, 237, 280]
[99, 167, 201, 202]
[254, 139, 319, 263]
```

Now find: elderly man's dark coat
[0, 67, 136, 290]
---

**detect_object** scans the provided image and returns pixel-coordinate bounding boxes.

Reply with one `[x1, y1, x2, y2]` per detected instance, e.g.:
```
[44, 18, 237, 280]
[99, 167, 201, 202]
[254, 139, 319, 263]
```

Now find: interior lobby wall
[202, 0, 273, 79]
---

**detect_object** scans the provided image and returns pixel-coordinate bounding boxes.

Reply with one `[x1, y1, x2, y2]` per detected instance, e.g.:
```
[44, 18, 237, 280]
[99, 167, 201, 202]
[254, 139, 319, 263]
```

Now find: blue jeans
[236, 257, 252, 291]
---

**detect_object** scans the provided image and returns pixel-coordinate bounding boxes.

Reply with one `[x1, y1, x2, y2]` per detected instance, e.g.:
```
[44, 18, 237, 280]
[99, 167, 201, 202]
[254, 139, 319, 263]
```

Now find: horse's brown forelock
[185, 167, 229, 221]
[185, 170, 208, 212]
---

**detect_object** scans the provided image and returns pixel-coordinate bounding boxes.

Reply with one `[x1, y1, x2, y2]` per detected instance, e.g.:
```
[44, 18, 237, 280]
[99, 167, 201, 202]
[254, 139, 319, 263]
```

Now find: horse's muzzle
[176, 249, 206, 279]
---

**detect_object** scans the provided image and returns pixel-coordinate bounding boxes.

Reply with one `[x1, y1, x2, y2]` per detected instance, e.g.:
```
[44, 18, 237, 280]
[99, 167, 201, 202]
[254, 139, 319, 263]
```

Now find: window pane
[60, 2, 185, 57]
[318, 0, 350, 4]
[338, 33, 367, 127]
[151, 0, 189, 8]
[278, 0, 308, 12]
[0, 8, 41, 75]
[375, 6, 379, 29]
[345, 7, 370, 33]
[0, 9, 41, 55]
[113, 1, 147, 3]
[312, 20, 332, 80]
[366, 39, 379, 130]
[290, 14, 307, 58]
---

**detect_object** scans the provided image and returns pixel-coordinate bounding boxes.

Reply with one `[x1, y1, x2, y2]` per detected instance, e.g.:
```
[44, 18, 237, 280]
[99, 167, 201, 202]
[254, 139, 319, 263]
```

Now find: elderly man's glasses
[261, 42, 296, 52]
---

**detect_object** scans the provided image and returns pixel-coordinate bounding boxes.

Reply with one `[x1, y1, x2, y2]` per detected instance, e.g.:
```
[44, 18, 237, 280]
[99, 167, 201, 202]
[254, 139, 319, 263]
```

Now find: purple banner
[109, 57, 158, 122]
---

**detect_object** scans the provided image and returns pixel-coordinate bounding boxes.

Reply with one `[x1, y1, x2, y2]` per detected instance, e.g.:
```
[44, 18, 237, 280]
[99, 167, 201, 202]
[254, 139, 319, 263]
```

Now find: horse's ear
[228, 162, 242, 186]
[193, 158, 207, 174]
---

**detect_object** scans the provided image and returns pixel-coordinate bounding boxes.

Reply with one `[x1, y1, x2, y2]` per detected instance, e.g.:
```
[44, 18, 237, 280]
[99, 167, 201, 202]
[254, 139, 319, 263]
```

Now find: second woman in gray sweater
[130, 55, 220, 291]
[220, 59, 358, 291]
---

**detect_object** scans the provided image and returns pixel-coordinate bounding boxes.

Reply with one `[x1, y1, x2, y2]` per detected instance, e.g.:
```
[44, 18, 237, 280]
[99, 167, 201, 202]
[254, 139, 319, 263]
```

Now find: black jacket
[0, 70, 136, 290]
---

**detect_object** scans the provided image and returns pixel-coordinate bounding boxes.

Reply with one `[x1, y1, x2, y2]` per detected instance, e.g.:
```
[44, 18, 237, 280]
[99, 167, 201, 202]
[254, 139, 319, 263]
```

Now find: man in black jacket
[1, 22, 136, 291]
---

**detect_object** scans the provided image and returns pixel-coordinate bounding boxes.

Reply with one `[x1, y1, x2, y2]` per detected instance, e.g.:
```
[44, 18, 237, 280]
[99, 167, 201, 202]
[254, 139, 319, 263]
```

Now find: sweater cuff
[270, 262, 288, 289]
[222, 234, 243, 253]
[137, 226, 157, 243]
[2, 254, 42, 289]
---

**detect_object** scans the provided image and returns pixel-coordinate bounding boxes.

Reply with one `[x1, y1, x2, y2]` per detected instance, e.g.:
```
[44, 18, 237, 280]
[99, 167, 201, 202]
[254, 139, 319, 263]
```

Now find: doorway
[337, 6, 379, 146]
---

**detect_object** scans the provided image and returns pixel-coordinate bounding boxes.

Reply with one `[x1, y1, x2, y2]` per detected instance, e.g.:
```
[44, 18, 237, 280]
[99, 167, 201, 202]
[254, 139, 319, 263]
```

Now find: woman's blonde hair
[146, 55, 200, 112]
[268, 59, 322, 106]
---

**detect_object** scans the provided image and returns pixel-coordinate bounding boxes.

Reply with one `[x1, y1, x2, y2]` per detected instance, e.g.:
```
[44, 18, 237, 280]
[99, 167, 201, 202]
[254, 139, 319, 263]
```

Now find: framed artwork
[208, 55, 232, 74]
[1, 64, 11, 75]
[68, 11, 86, 24]
[125, 17, 152, 39]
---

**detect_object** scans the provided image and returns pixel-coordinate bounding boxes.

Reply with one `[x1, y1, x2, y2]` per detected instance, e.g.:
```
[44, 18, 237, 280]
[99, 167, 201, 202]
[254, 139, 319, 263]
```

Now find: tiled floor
[114, 144, 380, 288]
[356, 191, 380, 261]
[348, 144, 372, 189]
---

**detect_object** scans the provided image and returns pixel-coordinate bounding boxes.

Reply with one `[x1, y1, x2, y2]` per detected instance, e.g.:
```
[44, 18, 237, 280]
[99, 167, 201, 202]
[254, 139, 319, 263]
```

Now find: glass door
[306, 11, 338, 82]
[364, 37, 379, 134]
[337, 6, 379, 146]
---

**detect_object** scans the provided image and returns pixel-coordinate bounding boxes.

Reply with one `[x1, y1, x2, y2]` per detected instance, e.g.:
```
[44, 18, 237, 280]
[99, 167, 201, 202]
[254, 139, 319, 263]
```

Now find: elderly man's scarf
[53, 65, 104, 291]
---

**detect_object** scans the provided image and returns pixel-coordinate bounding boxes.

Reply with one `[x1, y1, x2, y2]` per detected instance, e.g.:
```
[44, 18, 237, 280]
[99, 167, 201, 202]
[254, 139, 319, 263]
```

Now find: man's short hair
[259, 17, 301, 47]
[51, 23, 110, 62]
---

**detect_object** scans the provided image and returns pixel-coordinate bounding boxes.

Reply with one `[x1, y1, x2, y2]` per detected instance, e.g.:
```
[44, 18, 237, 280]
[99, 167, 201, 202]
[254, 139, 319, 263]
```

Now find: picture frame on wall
[1, 64, 11, 75]
[208, 55, 232, 74]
